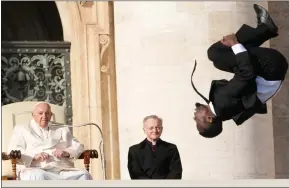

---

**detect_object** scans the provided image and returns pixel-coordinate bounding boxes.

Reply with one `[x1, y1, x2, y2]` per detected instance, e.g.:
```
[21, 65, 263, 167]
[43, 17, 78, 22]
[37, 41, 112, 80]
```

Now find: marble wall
[113, 1, 275, 179]
[269, 1, 289, 179]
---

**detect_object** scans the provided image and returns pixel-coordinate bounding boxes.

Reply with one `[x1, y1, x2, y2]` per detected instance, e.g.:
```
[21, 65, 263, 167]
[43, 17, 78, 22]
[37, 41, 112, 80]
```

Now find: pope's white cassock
[8, 119, 92, 180]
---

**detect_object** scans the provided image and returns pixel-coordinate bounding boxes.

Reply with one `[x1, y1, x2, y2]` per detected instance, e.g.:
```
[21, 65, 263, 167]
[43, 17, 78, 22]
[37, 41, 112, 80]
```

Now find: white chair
[1, 101, 98, 180]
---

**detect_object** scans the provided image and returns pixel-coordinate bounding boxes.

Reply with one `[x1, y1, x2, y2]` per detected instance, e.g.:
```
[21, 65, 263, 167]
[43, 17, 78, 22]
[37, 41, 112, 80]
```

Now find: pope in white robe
[7, 102, 93, 180]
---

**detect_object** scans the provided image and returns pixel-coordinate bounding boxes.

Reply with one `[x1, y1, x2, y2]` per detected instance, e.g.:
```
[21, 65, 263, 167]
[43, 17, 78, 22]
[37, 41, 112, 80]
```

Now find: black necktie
[191, 60, 210, 104]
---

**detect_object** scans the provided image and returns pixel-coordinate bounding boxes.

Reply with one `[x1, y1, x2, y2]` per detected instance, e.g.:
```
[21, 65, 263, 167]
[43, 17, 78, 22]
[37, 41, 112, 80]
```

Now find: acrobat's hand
[221, 33, 238, 47]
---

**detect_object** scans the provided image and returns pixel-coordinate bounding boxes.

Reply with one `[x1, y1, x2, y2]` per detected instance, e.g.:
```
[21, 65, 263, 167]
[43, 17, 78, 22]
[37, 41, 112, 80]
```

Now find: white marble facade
[113, 1, 275, 180]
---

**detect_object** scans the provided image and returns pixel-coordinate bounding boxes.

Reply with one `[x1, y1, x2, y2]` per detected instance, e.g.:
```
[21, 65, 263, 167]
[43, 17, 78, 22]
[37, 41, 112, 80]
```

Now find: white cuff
[209, 102, 216, 116]
[231, 43, 247, 55]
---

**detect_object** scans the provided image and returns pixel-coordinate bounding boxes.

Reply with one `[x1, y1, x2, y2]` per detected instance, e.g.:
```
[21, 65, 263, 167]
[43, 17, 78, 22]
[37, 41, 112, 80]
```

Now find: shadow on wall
[269, 1, 289, 179]
[1, 1, 63, 41]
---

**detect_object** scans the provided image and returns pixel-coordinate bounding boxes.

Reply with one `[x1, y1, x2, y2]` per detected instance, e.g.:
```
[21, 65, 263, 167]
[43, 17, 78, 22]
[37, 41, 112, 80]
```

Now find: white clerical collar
[41, 126, 49, 131]
[31, 119, 49, 131]
[209, 102, 216, 116]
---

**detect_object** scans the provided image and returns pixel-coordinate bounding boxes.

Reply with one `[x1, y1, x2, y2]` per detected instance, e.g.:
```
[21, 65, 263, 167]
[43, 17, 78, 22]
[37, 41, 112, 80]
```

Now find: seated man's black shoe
[253, 4, 278, 34]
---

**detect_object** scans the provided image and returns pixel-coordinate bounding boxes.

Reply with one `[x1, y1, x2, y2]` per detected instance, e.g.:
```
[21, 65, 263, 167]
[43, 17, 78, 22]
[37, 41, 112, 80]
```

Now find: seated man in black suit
[127, 115, 182, 179]
[192, 4, 288, 138]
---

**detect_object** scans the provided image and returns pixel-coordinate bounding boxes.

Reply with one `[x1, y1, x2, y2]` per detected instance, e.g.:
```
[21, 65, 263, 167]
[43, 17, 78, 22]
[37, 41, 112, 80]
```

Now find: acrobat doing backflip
[192, 4, 288, 138]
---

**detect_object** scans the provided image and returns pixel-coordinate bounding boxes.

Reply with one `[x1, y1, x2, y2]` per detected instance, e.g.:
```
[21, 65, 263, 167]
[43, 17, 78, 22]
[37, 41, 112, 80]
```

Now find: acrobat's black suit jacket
[207, 24, 288, 125]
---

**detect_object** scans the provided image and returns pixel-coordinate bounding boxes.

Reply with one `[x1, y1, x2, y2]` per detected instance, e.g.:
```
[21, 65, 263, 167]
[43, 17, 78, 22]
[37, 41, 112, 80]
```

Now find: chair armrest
[2, 150, 21, 180]
[77, 149, 98, 172]
[2, 150, 21, 161]
[78, 149, 98, 159]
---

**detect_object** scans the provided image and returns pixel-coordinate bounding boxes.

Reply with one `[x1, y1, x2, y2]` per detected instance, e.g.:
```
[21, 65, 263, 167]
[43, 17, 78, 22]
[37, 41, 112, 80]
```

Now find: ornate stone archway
[55, 1, 120, 180]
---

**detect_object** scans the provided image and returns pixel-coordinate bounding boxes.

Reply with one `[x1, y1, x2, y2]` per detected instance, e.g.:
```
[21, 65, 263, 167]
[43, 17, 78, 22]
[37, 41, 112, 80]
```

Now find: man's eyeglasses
[146, 126, 163, 131]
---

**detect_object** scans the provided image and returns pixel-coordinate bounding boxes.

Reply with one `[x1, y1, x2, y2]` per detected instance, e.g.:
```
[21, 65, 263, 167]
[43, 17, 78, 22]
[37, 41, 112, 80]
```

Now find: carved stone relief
[1, 42, 73, 124]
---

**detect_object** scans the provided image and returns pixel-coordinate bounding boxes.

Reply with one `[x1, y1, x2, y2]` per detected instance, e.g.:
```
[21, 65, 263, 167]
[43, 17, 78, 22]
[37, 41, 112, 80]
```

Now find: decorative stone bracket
[79, 1, 94, 7]
[99, 34, 111, 73]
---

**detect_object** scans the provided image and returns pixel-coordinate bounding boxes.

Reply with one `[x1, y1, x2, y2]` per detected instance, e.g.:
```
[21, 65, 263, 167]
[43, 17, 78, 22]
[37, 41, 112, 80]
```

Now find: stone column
[269, 1, 289, 179]
[56, 1, 120, 180]
[114, 1, 275, 179]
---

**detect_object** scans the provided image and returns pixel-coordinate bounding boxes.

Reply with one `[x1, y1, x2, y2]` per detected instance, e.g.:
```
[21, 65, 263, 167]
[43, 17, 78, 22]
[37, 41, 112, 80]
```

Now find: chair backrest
[2, 101, 66, 150]
[2, 101, 66, 176]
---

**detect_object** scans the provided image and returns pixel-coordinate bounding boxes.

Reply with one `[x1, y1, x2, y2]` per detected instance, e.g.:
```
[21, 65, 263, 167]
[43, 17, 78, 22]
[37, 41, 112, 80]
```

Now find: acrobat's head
[193, 102, 223, 138]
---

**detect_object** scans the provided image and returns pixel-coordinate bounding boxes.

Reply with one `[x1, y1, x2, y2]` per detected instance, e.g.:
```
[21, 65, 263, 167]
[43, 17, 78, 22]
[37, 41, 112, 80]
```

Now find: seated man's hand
[52, 149, 70, 158]
[33, 152, 50, 162]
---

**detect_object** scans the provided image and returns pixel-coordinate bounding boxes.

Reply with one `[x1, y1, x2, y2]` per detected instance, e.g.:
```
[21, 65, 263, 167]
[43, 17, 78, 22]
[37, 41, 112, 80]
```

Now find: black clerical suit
[207, 23, 288, 125]
[127, 139, 182, 179]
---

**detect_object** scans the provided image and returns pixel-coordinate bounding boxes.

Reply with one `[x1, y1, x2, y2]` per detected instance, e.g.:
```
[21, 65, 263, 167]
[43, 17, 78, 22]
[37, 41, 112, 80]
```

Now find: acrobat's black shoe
[253, 4, 278, 34]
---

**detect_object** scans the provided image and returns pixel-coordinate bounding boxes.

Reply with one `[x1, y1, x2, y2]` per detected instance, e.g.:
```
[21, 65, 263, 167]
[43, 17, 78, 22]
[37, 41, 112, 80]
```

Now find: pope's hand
[52, 149, 70, 158]
[33, 152, 50, 162]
